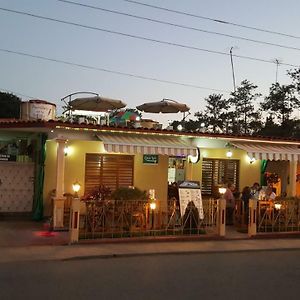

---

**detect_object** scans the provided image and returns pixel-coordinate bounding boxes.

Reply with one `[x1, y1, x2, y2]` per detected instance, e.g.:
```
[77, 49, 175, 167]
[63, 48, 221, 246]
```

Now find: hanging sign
[178, 181, 204, 219]
[143, 154, 159, 164]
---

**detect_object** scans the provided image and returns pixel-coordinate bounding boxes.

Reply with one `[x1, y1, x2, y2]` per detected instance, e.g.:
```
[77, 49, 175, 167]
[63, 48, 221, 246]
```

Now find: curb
[62, 247, 300, 262]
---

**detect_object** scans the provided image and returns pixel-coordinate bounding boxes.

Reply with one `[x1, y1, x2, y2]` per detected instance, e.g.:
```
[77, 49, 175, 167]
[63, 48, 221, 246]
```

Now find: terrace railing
[257, 198, 300, 233]
[79, 198, 219, 240]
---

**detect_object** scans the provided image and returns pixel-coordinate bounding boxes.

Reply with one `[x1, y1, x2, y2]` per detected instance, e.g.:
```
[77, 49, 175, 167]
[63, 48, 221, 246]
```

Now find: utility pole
[230, 47, 236, 92]
[230, 47, 237, 133]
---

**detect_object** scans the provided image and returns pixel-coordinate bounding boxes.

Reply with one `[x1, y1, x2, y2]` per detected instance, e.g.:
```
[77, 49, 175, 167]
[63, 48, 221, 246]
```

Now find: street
[0, 250, 300, 300]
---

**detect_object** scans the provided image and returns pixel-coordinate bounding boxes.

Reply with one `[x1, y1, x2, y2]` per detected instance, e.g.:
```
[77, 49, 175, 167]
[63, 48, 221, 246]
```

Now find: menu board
[178, 181, 204, 219]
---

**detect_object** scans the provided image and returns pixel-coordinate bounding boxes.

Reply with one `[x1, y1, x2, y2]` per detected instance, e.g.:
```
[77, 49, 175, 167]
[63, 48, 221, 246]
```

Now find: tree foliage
[229, 80, 261, 134]
[170, 73, 300, 138]
[0, 91, 21, 118]
[261, 83, 300, 125]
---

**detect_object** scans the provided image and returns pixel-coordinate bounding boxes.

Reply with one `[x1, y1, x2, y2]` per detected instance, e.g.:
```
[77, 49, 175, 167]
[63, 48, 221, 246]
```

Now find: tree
[288, 67, 300, 93]
[261, 83, 300, 125]
[229, 80, 261, 134]
[203, 94, 229, 133]
[0, 91, 21, 118]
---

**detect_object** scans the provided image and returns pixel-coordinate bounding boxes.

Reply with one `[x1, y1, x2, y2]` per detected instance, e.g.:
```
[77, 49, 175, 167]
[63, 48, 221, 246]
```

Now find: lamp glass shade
[150, 202, 156, 210]
[72, 182, 81, 193]
[219, 187, 227, 195]
[226, 150, 233, 158]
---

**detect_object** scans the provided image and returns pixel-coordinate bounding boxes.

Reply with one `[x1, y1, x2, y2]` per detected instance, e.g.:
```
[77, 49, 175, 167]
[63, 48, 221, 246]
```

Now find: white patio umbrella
[136, 98, 190, 113]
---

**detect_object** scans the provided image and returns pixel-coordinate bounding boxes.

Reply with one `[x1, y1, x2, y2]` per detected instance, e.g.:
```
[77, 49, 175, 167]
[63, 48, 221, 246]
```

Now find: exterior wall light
[226, 150, 233, 158]
[249, 157, 256, 164]
[188, 147, 201, 163]
[64, 146, 70, 156]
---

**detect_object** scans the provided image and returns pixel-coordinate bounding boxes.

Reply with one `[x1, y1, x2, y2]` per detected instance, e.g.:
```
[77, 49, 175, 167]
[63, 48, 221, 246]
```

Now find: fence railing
[256, 198, 300, 233]
[79, 198, 219, 240]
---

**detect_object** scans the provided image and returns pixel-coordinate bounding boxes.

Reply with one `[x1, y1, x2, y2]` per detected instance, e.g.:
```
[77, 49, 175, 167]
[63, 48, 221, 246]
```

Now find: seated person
[264, 186, 276, 201]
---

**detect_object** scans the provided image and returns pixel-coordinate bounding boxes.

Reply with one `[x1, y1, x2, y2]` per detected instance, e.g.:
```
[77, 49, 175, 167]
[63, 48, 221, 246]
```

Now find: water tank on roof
[21, 100, 56, 121]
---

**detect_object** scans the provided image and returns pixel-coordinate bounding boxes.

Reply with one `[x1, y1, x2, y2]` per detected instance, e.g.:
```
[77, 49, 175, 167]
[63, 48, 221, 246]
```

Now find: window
[85, 154, 134, 195]
[201, 158, 239, 195]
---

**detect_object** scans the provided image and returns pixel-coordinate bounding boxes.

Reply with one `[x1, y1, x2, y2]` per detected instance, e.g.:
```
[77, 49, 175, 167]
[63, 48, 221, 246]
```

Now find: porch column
[217, 199, 226, 237]
[248, 199, 257, 237]
[69, 195, 80, 243]
[287, 160, 297, 197]
[53, 139, 67, 229]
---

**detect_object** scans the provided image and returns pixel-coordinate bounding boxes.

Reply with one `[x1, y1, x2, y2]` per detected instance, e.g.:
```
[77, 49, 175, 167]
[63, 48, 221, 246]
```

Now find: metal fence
[79, 198, 219, 240]
[257, 198, 300, 233]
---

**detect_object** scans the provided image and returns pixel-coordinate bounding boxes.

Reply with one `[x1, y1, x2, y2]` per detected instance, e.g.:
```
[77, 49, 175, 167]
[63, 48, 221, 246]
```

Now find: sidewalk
[1, 220, 300, 263]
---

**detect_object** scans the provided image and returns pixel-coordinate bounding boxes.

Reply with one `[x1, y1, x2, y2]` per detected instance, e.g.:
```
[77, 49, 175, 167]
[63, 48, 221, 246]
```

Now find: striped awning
[96, 133, 197, 156]
[232, 141, 300, 161]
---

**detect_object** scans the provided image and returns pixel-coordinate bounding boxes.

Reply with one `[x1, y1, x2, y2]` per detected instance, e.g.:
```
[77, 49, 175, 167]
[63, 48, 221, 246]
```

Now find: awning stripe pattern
[231, 142, 300, 161]
[97, 133, 197, 156]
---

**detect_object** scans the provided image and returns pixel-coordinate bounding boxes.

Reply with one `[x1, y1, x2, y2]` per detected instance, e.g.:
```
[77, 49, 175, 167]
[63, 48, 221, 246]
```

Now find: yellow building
[0, 120, 299, 220]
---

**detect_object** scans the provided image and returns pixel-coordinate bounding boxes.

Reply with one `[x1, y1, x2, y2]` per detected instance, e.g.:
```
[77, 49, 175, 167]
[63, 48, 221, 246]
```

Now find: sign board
[143, 154, 159, 164]
[0, 154, 17, 162]
[178, 181, 204, 219]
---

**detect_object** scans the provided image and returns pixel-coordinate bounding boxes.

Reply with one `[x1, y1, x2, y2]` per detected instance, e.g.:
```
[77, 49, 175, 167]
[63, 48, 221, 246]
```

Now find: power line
[0, 7, 299, 68]
[0, 48, 230, 93]
[57, 0, 300, 52]
[123, 0, 300, 40]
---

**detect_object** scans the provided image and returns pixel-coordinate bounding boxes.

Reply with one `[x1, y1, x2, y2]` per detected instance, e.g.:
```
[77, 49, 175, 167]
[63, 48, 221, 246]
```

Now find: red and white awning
[232, 141, 300, 161]
[96, 133, 197, 156]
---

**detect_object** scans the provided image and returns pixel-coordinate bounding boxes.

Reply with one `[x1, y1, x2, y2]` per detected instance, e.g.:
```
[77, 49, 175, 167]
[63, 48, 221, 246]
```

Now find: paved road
[1, 250, 299, 300]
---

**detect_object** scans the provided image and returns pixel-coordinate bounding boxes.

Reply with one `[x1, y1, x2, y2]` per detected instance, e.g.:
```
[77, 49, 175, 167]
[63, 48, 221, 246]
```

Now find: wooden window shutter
[85, 154, 134, 195]
[202, 158, 239, 195]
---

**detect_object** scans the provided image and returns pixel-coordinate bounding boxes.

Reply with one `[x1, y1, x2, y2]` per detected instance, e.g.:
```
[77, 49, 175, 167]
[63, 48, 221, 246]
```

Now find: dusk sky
[1, 0, 300, 125]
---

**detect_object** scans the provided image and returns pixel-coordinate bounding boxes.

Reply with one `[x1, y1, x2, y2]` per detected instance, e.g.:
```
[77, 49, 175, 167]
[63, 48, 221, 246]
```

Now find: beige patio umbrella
[136, 98, 190, 113]
[69, 96, 126, 112]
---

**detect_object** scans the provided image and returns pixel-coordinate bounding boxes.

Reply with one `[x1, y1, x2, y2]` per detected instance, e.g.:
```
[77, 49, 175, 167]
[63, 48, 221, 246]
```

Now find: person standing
[250, 182, 260, 199]
[224, 182, 236, 225]
[241, 186, 252, 224]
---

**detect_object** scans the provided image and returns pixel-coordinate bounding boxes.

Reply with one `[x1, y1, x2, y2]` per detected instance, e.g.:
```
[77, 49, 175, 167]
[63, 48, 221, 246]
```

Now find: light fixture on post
[149, 189, 156, 230]
[218, 187, 227, 196]
[72, 180, 81, 197]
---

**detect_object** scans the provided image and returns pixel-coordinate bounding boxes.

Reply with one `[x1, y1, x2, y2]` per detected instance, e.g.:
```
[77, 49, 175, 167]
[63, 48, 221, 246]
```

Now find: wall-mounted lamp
[188, 147, 201, 164]
[64, 146, 70, 156]
[249, 157, 256, 164]
[226, 150, 233, 158]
